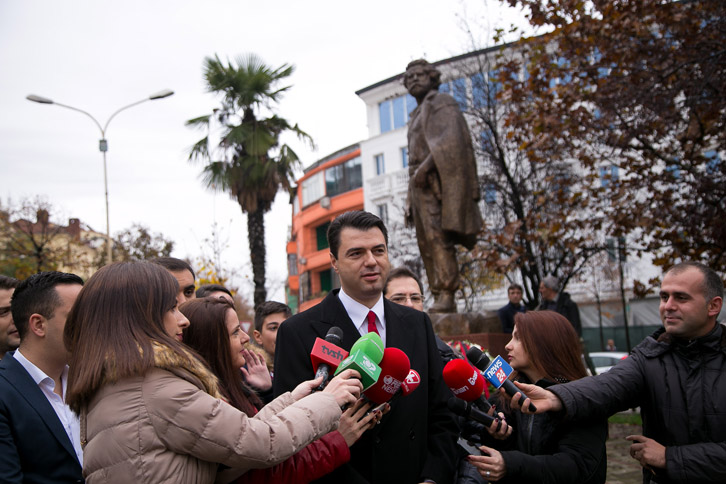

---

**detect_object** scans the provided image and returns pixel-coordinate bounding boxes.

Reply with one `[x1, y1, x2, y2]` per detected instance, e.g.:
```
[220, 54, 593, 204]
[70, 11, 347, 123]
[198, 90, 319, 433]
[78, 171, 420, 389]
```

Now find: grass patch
[608, 412, 642, 426]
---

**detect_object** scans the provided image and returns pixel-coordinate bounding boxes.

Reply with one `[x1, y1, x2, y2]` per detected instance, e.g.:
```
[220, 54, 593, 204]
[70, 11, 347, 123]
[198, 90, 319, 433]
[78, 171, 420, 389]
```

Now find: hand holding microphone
[466, 347, 537, 412]
[321, 369, 364, 407]
[309, 327, 348, 391]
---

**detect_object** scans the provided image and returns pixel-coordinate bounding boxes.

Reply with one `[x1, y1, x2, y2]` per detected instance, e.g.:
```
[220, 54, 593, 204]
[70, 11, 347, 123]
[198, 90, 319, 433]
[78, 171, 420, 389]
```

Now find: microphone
[465, 346, 491, 372]
[482, 355, 537, 412]
[310, 327, 348, 391]
[442, 358, 493, 412]
[447, 396, 498, 427]
[334, 332, 384, 390]
[364, 347, 411, 404]
[370, 368, 420, 414]
[401, 368, 421, 395]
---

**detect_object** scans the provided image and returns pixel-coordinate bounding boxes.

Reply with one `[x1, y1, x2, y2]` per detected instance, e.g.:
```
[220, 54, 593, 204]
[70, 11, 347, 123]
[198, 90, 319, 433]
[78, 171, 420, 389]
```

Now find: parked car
[589, 352, 629, 374]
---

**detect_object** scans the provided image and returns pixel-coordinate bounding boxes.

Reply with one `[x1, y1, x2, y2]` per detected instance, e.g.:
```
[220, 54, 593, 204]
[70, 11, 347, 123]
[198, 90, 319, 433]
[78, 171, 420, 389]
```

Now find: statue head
[404, 59, 442, 98]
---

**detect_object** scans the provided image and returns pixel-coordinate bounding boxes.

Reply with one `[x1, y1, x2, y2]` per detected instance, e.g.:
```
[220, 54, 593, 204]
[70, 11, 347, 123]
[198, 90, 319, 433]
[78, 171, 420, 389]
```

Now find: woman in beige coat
[64, 261, 362, 484]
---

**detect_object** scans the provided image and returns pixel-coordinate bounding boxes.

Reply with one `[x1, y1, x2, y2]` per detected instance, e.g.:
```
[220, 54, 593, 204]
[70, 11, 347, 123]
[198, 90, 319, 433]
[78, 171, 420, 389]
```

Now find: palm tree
[186, 54, 312, 307]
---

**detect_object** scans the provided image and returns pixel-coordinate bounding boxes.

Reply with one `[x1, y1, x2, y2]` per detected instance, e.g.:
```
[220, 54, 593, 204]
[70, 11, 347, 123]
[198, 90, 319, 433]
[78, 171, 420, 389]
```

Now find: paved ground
[606, 420, 644, 484]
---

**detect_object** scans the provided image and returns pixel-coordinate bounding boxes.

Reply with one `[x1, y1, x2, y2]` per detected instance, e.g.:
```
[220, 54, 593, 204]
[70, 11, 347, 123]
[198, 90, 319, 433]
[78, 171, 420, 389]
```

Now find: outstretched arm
[505, 382, 563, 414]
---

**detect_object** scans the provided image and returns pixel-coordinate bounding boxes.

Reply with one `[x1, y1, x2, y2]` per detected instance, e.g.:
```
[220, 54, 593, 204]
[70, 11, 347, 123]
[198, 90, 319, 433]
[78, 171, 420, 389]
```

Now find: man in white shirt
[0, 271, 84, 483]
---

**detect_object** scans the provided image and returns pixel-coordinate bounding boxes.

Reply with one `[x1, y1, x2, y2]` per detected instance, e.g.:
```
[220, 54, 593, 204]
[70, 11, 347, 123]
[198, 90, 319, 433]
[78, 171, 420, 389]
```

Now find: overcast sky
[0, 0, 530, 301]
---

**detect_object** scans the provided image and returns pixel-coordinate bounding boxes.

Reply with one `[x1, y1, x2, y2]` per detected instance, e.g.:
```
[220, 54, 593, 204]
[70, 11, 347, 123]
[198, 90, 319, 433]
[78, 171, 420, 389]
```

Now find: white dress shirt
[14, 349, 83, 465]
[338, 288, 387, 347]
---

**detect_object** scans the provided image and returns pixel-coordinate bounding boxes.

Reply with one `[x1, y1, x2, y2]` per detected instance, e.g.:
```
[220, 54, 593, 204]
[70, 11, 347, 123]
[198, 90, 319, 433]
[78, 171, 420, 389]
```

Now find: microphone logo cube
[484, 356, 514, 388]
[335, 349, 381, 390]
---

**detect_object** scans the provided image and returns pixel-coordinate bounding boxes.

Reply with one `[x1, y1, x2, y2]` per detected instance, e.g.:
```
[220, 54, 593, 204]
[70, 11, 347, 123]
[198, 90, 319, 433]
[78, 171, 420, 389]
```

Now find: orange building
[286, 144, 363, 313]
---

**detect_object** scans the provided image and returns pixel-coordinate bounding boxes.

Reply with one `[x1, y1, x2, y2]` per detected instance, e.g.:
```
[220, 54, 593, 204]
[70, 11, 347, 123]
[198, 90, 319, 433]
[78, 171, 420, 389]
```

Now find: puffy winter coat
[81, 344, 341, 484]
[552, 323, 726, 484]
[236, 412, 349, 484]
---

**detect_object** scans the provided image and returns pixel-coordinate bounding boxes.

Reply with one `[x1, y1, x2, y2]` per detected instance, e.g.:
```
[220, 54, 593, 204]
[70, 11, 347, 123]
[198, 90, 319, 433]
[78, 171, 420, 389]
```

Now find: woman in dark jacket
[180, 297, 378, 484]
[468, 311, 607, 484]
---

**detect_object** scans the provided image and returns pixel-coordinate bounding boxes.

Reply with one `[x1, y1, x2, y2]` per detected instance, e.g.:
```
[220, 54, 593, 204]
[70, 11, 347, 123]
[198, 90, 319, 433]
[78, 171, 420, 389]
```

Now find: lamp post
[26, 89, 174, 265]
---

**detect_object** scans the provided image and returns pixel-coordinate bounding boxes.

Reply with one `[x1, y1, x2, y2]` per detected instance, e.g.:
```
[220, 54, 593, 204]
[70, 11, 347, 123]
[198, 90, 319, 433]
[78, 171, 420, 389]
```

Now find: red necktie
[367, 311, 379, 335]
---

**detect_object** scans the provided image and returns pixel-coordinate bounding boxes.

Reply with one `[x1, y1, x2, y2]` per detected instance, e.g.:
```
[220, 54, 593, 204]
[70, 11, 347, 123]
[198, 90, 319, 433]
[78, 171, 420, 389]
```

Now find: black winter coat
[486, 377, 607, 484]
[552, 323, 726, 484]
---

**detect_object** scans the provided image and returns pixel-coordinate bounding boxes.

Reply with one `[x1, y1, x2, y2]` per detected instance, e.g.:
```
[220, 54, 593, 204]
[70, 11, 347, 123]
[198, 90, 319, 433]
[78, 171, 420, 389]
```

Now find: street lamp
[26, 89, 174, 265]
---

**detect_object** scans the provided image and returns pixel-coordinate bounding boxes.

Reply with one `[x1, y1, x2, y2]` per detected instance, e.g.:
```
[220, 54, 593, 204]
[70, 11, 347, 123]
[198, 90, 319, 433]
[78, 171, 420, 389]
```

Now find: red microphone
[309, 327, 348, 390]
[401, 369, 421, 395]
[363, 347, 411, 405]
[370, 369, 420, 414]
[442, 358, 492, 412]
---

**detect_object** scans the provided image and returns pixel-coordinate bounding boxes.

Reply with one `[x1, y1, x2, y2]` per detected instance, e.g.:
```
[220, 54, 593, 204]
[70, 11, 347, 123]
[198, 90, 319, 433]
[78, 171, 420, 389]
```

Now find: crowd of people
[0, 209, 724, 484]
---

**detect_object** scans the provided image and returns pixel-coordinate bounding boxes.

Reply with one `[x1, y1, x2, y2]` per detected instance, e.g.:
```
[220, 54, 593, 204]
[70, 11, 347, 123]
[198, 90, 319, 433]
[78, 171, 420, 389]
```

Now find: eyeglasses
[390, 294, 424, 304]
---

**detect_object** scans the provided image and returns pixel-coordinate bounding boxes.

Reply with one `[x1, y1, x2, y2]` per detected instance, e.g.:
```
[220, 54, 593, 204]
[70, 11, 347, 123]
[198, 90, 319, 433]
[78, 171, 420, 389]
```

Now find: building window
[375, 154, 385, 175]
[287, 253, 298, 276]
[379, 95, 417, 134]
[300, 271, 311, 302]
[599, 165, 619, 188]
[705, 150, 720, 174]
[392, 96, 406, 129]
[301, 171, 325, 207]
[377, 203, 388, 225]
[452, 77, 467, 111]
[316, 222, 330, 251]
[320, 269, 333, 293]
[325, 156, 362, 198]
[406, 94, 417, 116]
[666, 164, 681, 180]
[379, 100, 392, 133]
[401, 147, 408, 168]
[484, 184, 497, 204]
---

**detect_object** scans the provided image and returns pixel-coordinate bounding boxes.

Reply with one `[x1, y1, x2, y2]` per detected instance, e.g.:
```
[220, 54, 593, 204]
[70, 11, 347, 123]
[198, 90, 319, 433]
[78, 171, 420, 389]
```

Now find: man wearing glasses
[384, 267, 456, 363]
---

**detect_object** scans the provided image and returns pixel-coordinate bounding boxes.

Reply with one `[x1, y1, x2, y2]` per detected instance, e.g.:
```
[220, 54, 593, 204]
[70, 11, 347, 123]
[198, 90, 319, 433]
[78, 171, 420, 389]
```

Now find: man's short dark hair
[385, 267, 423, 295]
[254, 301, 292, 332]
[196, 284, 232, 299]
[508, 284, 523, 292]
[0, 275, 20, 291]
[666, 262, 724, 301]
[327, 211, 389, 259]
[151, 257, 195, 280]
[11, 271, 84, 340]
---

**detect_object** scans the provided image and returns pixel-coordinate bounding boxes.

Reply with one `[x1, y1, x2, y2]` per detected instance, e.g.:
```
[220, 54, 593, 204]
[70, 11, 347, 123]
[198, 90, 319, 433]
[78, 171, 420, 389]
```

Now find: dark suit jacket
[0, 352, 84, 483]
[273, 290, 457, 484]
[497, 302, 525, 334]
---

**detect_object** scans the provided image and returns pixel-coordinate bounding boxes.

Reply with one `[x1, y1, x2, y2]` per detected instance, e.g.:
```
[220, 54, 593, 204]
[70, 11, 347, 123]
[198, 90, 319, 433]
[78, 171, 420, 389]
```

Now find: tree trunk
[247, 207, 267, 308]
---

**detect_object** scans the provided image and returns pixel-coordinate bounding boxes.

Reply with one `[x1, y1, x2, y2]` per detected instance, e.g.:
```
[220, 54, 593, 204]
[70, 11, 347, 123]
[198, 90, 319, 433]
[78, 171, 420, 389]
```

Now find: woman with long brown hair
[468, 311, 607, 484]
[64, 261, 362, 483]
[180, 297, 378, 484]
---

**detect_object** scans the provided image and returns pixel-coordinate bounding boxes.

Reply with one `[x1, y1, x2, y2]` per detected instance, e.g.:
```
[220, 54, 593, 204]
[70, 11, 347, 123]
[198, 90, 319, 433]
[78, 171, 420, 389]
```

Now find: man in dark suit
[274, 211, 457, 484]
[0, 271, 85, 483]
[497, 284, 526, 334]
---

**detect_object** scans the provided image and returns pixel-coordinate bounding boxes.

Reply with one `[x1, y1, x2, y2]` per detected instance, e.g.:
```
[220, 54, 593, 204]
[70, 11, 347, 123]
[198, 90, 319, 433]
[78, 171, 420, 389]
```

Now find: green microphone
[334, 332, 384, 390]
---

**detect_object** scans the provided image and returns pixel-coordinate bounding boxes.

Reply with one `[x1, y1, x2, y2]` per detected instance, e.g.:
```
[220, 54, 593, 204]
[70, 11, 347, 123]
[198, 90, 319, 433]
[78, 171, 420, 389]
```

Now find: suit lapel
[0, 354, 80, 464]
[318, 290, 361, 351]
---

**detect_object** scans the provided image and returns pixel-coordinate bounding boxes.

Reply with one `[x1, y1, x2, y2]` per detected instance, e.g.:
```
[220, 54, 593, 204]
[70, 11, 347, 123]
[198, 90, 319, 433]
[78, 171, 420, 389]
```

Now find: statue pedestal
[429, 311, 511, 360]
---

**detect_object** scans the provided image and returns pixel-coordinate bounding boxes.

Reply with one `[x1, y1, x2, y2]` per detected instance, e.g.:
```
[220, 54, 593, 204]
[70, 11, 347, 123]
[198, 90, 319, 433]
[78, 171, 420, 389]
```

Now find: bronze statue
[404, 59, 483, 313]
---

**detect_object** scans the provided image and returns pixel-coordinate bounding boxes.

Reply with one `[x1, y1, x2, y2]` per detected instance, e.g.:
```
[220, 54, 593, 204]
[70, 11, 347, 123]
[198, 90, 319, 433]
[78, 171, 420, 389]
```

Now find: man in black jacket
[273, 211, 457, 484]
[497, 284, 526, 334]
[538, 275, 582, 336]
[512, 262, 726, 484]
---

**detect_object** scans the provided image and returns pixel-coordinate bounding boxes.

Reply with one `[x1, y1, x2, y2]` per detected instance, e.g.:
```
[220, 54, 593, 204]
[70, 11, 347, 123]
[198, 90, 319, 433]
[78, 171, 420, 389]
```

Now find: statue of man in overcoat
[404, 59, 483, 313]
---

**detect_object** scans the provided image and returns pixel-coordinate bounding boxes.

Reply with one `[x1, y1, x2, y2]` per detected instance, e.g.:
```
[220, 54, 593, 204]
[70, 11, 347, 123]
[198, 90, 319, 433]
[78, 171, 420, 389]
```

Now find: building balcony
[367, 170, 409, 201]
